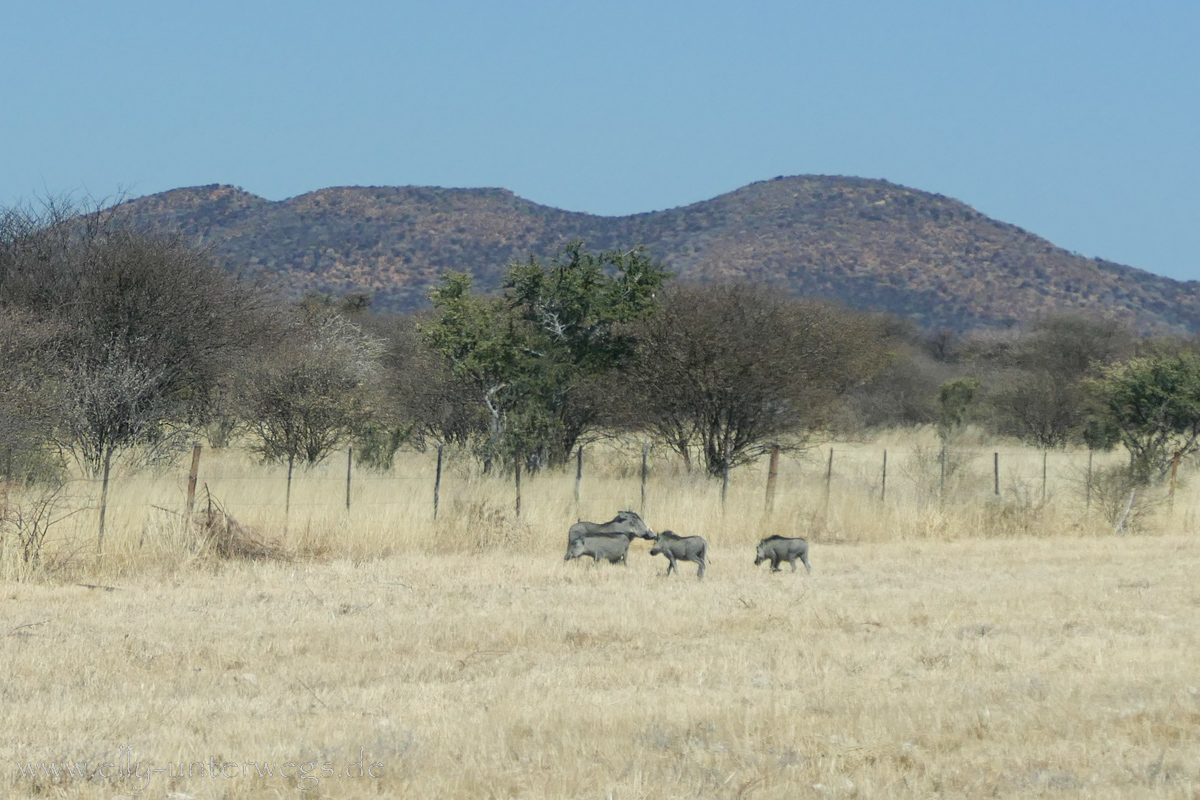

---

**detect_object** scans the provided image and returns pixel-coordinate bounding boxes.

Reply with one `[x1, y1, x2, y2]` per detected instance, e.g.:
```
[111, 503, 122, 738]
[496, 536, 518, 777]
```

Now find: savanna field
[3, 432, 1199, 799]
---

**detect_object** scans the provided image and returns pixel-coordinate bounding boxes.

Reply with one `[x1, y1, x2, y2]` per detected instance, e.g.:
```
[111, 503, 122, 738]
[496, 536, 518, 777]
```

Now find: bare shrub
[197, 489, 291, 561]
[440, 499, 533, 553]
[981, 479, 1046, 537]
[1083, 465, 1167, 534]
[0, 480, 85, 579]
[900, 443, 978, 503]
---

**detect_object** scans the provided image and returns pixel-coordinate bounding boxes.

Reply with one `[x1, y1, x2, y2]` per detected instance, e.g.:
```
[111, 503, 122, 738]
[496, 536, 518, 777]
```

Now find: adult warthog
[567, 510, 654, 550]
[564, 532, 636, 566]
[649, 531, 707, 578]
[754, 536, 811, 574]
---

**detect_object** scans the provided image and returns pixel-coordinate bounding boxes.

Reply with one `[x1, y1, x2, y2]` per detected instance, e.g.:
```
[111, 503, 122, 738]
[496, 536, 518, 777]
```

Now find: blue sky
[3, 1, 1198, 281]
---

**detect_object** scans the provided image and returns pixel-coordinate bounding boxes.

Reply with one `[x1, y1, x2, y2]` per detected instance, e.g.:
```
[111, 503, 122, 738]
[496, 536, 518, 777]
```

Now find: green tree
[423, 242, 667, 470]
[937, 377, 980, 443]
[1087, 352, 1200, 483]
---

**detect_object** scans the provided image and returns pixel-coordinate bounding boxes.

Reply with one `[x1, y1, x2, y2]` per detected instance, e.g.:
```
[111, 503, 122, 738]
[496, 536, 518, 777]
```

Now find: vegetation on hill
[120, 176, 1200, 332]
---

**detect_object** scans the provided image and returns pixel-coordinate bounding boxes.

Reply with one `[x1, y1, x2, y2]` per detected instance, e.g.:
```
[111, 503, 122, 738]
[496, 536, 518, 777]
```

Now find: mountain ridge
[119, 176, 1200, 332]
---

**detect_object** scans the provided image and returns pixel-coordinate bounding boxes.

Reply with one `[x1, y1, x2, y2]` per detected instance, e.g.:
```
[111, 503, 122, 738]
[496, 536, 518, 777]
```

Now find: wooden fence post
[345, 447, 353, 512]
[939, 445, 946, 497]
[1170, 450, 1181, 512]
[514, 456, 522, 518]
[1086, 451, 1093, 509]
[0, 445, 9, 523]
[993, 452, 999, 496]
[824, 448, 834, 509]
[721, 461, 730, 511]
[765, 445, 780, 514]
[433, 444, 444, 520]
[880, 449, 887, 503]
[641, 443, 650, 516]
[185, 441, 202, 518]
[1041, 450, 1048, 505]
[97, 447, 113, 554]
[574, 445, 583, 519]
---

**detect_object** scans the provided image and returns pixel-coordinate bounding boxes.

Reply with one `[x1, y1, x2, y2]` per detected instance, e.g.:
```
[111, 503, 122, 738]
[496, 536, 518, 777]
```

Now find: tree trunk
[434, 444, 444, 520]
[483, 384, 505, 473]
[285, 453, 295, 531]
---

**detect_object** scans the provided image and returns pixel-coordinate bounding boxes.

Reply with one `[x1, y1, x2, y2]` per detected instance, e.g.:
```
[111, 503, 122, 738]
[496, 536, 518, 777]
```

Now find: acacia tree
[57, 349, 173, 549]
[0, 309, 61, 483]
[1, 199, 271, 463]
[0, 198, 271, 549]
[423, 242, 667, 471]
[242, 311, 381, 518]
[986, 314, 1133, 449]
[629, 283, 890, 477]
[989, 371, 1080, 449]
[1086, 351, 1200, 484]
[368, 311, 485, 456]
[936, 377, 980, 444]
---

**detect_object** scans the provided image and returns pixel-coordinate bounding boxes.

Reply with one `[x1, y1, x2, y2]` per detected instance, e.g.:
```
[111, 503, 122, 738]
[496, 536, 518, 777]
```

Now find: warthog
[564, 532, 635, 566]
[567, 510, 654, 549]
[754, 536, 811, 574]
[649, 530, 707, 578]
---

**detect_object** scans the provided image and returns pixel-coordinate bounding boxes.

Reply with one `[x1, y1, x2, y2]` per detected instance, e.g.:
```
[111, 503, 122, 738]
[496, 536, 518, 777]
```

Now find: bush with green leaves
[1086, 351, 1200, 483]
[423, 242, 667, 472]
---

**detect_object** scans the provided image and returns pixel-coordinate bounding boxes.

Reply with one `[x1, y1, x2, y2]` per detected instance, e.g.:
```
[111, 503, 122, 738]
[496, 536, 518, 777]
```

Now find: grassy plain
[2, 434, 1199, 798]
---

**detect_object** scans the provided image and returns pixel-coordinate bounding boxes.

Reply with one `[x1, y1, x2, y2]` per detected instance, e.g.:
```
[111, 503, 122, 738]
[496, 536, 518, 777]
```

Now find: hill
[120, 176, 1200, 332]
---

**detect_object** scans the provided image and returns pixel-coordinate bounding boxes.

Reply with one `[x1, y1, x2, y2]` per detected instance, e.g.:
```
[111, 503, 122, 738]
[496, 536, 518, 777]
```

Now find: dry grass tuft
[197, 489, 292, 563]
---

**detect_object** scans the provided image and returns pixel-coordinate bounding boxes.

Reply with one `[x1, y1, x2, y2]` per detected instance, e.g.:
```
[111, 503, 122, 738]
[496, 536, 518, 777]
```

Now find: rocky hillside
[120, 176, 1200, 332]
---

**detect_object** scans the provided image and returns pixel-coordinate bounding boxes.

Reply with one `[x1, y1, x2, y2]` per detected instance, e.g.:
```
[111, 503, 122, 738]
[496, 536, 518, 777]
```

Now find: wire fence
[20, 441, 1191, 520]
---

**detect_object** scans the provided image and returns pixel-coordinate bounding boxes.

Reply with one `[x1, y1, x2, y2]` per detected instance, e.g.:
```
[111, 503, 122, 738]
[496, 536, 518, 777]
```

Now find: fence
[14, 438, 1198, 549]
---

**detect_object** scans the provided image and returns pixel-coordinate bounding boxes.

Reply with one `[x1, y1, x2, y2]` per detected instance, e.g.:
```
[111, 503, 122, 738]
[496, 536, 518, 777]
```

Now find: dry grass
[2, 431, 1199, 798]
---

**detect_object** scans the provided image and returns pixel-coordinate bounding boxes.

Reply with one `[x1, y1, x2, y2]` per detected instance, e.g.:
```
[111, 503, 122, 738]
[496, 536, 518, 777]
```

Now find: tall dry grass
[2, 428, 1195, 580]
[4, 534, 1199, 798]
